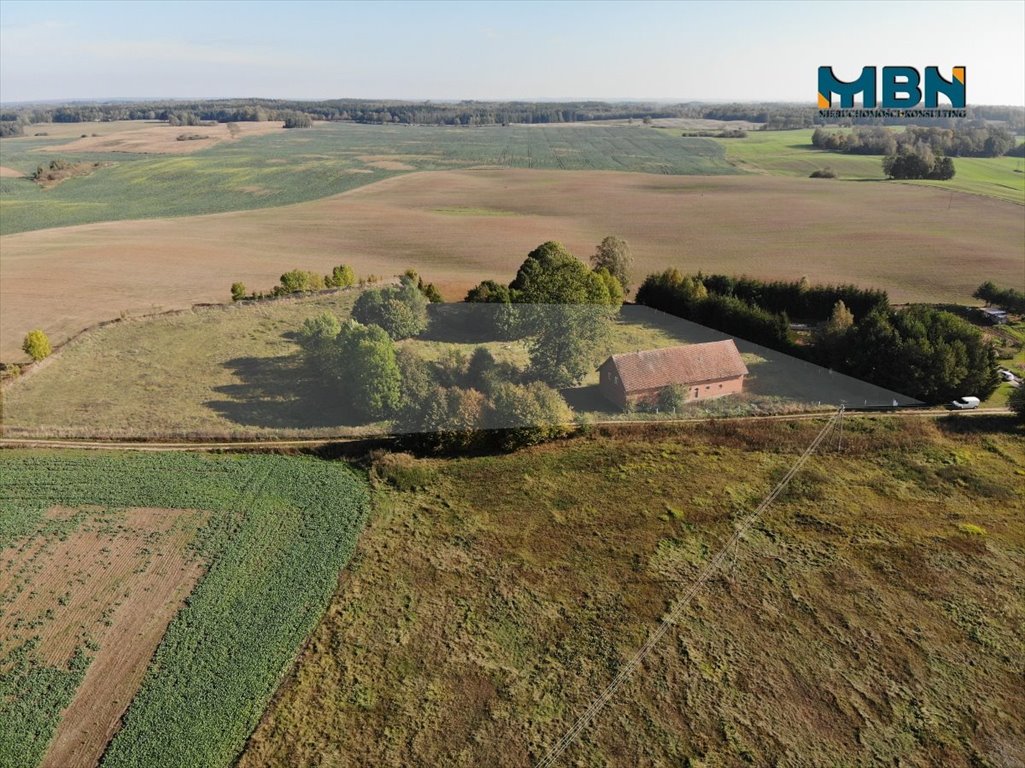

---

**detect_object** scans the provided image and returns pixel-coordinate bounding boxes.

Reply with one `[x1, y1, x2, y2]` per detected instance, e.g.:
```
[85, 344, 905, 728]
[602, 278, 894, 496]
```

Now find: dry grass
[9, 120, 156, 140]
[0, 292, 360, 439]
[1, 169, 1021, 362]
[3, 291, 903, 440]
[0, 505, 208, 768]
[0, 166, 24, 178]
[240, 417, 1025, 767]
[37, 121, 285, 155]
[357, 155, 418, 170]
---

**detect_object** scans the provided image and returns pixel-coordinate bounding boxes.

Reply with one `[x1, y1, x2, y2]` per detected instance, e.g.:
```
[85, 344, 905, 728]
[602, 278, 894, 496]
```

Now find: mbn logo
[818, 66, 966, 109]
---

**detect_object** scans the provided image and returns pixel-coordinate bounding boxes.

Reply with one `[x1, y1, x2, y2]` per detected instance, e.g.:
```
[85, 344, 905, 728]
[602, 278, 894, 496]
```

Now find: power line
[533, 408, 843, 768]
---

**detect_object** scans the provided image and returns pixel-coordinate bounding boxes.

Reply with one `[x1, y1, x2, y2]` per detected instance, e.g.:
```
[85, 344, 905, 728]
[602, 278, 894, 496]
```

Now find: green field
[241, 416, 1025, 767]
[703, 129, 1025, 204]
[0, 451, 369, 767]
[0, 123, 735, 235]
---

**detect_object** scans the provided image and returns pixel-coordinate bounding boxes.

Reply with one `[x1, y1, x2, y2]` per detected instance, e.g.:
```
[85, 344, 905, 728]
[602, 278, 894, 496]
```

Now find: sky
[1, 0, 1023, 105]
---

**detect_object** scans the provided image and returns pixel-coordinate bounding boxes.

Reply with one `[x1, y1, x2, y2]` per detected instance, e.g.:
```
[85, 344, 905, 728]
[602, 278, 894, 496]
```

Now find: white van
[949, 396, 981, 410]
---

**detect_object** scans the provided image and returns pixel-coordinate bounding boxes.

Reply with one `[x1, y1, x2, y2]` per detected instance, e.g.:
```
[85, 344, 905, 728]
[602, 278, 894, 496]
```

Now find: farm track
[0, 408, 1011, 453]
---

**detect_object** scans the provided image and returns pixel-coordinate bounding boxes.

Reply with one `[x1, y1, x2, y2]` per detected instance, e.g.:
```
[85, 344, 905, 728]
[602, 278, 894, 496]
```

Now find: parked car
[997, 368, 1018, 382]
[949, 396, 981, 410]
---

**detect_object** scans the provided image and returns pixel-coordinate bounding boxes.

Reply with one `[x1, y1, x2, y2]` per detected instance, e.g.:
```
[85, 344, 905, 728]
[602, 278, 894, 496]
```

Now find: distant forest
[1, 98, 1023, 136]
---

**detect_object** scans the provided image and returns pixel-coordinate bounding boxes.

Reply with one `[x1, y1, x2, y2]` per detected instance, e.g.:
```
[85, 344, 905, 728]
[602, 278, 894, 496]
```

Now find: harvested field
[39, 121, 285, 155]
[2, 169, 1022, 361]
[11, 121, 157, 140]
[0, 504, 208, 768]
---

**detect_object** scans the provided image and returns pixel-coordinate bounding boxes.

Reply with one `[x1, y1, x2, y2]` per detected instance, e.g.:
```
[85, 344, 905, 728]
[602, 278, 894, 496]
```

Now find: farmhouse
[597, 340, 748, 410]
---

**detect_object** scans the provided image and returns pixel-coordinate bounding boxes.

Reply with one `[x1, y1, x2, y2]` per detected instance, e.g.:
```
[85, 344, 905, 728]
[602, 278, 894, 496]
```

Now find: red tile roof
[602, 340, 748, 393]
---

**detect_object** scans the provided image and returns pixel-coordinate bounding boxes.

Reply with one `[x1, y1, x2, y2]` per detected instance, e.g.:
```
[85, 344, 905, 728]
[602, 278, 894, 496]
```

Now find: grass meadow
[0, 450, 370, 768]
[0, 122, 735, 235]
[706, 128, 1025, 204]
[241, 416, 1025, 767]
[1, 294, 908, 440]
[1, 292, 361, 438]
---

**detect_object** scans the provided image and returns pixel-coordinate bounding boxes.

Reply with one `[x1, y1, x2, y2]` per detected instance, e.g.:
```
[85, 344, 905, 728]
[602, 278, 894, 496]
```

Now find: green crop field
[705, 128, 1025, 204]
[0, 123, 735, 235]
[241, 416, 1025, 767]
[0, 451, 370, 768]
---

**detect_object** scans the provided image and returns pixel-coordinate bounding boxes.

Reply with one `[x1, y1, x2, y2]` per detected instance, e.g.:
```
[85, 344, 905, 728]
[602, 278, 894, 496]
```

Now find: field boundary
[0, 408, 1012, 452]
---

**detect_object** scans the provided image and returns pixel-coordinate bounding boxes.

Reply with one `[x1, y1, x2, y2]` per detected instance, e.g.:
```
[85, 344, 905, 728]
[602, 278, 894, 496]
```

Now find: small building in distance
[597, 339, 749, 410]
[976, 306, 1009, 325]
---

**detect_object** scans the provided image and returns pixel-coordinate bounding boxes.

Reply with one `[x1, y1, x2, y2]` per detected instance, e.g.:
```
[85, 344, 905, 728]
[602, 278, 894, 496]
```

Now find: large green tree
[509, 242, 622, 387]
[591, 235, 633, 293]
[297, 311, 342, 366]
[352, 277, 430, 340]
[317, 320, 401, 421]
[346, 322, 401, 420]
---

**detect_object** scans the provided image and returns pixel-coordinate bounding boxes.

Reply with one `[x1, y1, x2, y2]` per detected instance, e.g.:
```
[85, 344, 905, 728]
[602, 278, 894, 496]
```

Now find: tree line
[812, 125, 1020, 158]
[0, 99, 705, 129]
[4, 100, 1021, 134]
[635, 270, 999, 403]
[698, 274, 888, 320]
[229, 264, 365, 302]
[973, 281, 1025, 314]
[882, 145, 955, 180]
[811, 125, 987, 179]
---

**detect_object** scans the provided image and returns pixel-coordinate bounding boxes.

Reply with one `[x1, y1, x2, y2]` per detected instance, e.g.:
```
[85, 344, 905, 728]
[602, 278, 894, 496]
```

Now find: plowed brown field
[2, 169, 1021, 361]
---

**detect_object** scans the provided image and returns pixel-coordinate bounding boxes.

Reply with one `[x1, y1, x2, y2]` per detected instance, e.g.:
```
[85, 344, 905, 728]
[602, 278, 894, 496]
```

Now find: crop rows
[0, 451, 370, 768]
[0, 123, 735, 235]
